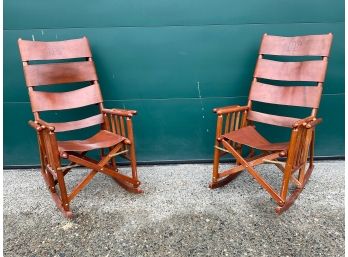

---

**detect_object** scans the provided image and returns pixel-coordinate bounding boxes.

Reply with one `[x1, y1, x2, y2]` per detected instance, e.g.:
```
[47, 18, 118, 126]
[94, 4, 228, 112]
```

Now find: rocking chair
[210, 33, 333, 214]
[18, 37, 142, 218]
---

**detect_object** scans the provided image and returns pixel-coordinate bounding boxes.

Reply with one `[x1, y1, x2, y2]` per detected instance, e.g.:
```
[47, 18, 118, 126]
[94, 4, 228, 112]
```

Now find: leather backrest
[18, 37, 104, 132]
[248, 33, 333, 127]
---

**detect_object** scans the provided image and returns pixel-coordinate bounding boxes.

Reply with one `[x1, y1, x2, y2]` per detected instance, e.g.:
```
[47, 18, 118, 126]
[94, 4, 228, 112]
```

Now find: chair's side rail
[102, 109, 137, 158]
[213, 105, 249, 140]
[286, 118, 322, 171]
[28, 120, 61, 171]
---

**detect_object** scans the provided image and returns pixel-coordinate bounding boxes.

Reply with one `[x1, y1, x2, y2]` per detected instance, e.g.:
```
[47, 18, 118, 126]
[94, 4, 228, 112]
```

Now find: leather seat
[57, 130, 125, 153]
[223, 126, 288, 151]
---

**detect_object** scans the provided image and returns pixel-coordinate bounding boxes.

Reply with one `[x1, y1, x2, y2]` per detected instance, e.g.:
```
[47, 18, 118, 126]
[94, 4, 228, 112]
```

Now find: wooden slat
[254, 59, 327, 82]
[230, 113, 236, 131]
[259, 34, 333, 57]
[24, 61, 98, 87]
[18, 37, 92, 61]
[249, 82, 322, 108]
[46, 114, 104, 132]
[115, 115, 121, 134]
[247, 110, 299, 128]
[30, 84, 102, 112]
[224, 113, 230, 134]
[235, 112, 240, 130]
[120, 116, 126, 137]
[110, 115, 116, 134]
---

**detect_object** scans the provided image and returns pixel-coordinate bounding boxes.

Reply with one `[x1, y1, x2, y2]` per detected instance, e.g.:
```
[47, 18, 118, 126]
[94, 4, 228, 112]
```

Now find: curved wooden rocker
[18, 37, 142, 218]
[210, 33, 333, 214]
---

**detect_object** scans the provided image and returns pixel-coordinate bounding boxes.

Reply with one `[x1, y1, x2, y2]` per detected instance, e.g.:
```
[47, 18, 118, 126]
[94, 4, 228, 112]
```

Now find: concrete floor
[4, 161, 344, 257]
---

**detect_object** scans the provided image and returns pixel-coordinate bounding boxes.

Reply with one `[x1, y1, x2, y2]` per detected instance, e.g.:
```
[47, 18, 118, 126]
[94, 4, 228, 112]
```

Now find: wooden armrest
[36, 118, 56, 131]
[306, 118, 322, 128]
[102, 108, 137, 117]
[213, 105, 249, 115]
[28, 120, 42, 131]
[292, 116, 316, 128]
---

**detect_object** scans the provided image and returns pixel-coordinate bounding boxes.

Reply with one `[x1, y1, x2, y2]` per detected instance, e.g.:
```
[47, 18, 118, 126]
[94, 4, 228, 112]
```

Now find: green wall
[4, 1, 345, 166]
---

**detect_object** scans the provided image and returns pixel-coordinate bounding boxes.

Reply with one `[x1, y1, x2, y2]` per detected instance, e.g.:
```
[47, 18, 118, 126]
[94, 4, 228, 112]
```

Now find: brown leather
[254, 59, 327, 82]
[223, 126, 288, 151]
[45, 114, 104, 132]
[247, 34, 333, 128]
[249, 82, 322, 108]
[18, 37, 92, 61]
[19, 37, 141, 217]
[23, 61, 98, 87]
[259, 34, 333, 57]
[30, 84, 102, 112]
[57, 130, 125, 153]
[247, 111, 299, 128]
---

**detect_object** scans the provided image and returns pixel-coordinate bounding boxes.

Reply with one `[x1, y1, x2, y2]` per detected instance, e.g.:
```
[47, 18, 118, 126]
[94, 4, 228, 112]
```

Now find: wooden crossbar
[57, 164, 80, 171]
[219, 152, 281, 178]
[214, 145, 230, 153]
[108, 149, 128, 157]
[263, 159, 285, 165]
[221, 139, 284, 204]
[67, 144, 123, 202]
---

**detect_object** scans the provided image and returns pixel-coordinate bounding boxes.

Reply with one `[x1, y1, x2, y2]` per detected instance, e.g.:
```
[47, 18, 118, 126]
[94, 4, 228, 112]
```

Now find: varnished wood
[276, 165, 314, 214]
[210, 33, 333, 214]
[19, 37, 141, 218]
[222, 139, 284, 205]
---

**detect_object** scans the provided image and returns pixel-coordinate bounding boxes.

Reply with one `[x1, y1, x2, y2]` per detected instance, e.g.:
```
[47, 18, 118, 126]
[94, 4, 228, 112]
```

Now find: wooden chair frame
[19, 37, 142, 218]
[210, 33, 333, 214]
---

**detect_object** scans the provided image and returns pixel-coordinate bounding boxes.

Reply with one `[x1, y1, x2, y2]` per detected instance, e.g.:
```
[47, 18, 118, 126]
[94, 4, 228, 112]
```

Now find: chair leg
[210, 143, 244, 189]
[211, 144, 221, 184]
[275, 165, 314, 214]
[309, 130, 315, 168]
[209, 172, 242, 189]
[129, 143, 138, 181]
[125, 143, 143, 193]
[55, 169, 73, 218]
[111, 173, 143, 193]
[40, 167, 73, 219]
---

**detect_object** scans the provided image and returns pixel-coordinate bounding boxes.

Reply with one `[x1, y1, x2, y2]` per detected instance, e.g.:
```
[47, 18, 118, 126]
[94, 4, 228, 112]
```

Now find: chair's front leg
[29, 121, 72, 217]
[45, 128, 70, 212]
[102, 109, 140, 185]
[212, 114, 223, 183]
[279, 119, 319, 207]
[126, 116, 139, 183]
[210, 105, 249, 188]
[280, 127, 299, 200]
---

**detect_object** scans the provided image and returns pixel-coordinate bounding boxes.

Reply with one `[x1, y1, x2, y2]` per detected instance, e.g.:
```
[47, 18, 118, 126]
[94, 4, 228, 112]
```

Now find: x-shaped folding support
[211, 136, 315, 214]
[40, 141, 141, 219]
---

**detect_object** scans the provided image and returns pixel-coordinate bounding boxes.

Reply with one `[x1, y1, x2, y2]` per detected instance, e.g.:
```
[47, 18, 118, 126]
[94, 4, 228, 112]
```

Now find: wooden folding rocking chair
[18, 37, 142, 218]
[210, 33, 333, 214]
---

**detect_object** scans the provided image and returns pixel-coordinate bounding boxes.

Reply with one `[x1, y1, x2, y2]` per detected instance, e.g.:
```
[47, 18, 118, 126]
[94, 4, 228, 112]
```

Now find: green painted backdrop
[4, 1, 345, 166]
